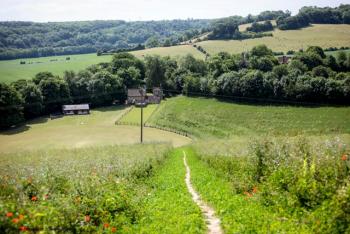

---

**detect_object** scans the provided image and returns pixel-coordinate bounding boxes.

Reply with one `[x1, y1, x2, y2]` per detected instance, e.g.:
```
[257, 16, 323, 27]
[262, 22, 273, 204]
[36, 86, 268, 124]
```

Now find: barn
[62, 104, 90, 115]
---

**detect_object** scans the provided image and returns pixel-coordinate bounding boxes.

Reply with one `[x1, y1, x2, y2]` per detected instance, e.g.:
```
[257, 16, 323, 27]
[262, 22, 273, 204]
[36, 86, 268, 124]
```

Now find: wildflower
[103, 223, 110, 228]
[244, 191, 252, 197]
[31, 196, 38, 201]
[341, 154, 347, 161]
[6, 212, 13, 217]
[19, 226, 28, 232]
[84, 215, 91, 222]
[19, 214, 24, 220]
[12, 218, 20, 223]
[252, 186, 258, 194]
[111, 227, 117, 232]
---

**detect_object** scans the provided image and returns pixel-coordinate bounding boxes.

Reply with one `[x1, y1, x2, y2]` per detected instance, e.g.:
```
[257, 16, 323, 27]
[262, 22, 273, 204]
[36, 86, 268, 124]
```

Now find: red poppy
[19, 226, 28, 232]
[84, 215, 91, 222]
[103, 223, 110, 228]
[18, 214, 24, 220]
[12, 218, 20, 223]
[111, 227, 117, 232]
[341, 154, 348, 161]
[244, 191, 252, 197]
[6, 212, 13, 217]
[31, 196, 38, 201]
[252, 186, 258, 194]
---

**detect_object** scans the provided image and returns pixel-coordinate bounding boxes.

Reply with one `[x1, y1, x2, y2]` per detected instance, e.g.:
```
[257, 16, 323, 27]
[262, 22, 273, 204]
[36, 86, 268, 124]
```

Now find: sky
[0, 0, 348, 22]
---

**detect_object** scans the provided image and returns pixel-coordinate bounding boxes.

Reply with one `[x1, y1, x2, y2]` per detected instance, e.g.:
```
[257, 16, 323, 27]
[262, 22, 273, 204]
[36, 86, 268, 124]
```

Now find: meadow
[148, 96, 350, 139]
[0, 105, 191, 153]
[197, 24, 350, 54]
[117, 104, 159, 125]
[1, 95, 349, 232]
[0, 53, 113, 83]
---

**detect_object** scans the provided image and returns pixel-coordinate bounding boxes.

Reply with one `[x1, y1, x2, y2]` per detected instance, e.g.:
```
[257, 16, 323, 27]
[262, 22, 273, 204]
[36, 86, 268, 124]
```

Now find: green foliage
[246, 21, 274, 33]
[0, 82, 23, 128]
[0, 144, 171, 232]
[0, 20, 211, 60]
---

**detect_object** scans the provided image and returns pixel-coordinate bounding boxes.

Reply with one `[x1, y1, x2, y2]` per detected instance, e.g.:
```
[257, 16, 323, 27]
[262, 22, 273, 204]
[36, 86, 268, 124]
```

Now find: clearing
[0, 105, 191, 153]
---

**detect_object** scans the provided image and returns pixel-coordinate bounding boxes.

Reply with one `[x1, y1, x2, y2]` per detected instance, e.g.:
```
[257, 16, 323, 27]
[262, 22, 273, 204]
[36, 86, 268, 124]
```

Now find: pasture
[0, 53, 113, 83]
[0, 105, 191, 153]
[197, 24, 350, 54]
[117, 104, 159, 124]
[148, 96, 350, 139]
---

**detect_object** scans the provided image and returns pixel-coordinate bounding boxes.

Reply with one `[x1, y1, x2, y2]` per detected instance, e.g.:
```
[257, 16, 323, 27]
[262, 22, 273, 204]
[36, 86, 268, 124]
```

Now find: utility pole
[139, 88, 145, 143]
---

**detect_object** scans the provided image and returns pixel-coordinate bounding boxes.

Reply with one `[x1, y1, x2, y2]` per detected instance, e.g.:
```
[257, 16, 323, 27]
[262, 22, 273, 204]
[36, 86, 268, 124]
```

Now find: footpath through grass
[183, 148, 311, 233]
[135, 148, 205, 233]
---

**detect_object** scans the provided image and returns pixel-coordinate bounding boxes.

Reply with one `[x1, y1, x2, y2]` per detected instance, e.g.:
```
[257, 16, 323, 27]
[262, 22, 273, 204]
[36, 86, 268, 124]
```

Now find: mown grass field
[0, 53, 113, 83]
[0, 105, 191, 153]
[118, 104, 159, 124]
[148, 96, 350, 139]
[197, 24, 350, 54]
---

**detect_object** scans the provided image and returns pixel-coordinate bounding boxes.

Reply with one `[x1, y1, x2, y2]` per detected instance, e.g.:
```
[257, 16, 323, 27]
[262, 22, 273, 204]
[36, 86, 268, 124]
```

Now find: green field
[118, 104, 159, 124]
[149, 96, 350, 139]
[0, 53, 113, 83]
[0, 105, 191, 153]
[1, 96, 349, 232]
[197, 24, 350, 54]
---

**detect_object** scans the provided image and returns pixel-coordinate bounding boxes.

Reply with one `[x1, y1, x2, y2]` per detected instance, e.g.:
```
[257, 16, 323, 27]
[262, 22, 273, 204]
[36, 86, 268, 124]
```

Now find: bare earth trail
[183, 151, 223, 234]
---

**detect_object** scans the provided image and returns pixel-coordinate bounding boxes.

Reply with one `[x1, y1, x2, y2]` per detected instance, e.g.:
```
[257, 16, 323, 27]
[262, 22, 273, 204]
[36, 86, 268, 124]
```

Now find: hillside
[197, 24, 350, 54]
[0, 19, 211, 60]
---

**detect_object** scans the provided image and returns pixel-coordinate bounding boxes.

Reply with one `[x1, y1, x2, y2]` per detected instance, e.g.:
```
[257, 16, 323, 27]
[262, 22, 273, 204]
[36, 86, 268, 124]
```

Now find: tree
[145, 55, 166, 87]
[33, 72, 55, 85]
[250, 45, 273, 57]
[306, 46, 326, 59]
[88, 71, 124, 106]
[117, 66, 141, 88]
[21, 82, 43, 118]
[336, 51, 348, 71]
[0, 83, 23, 129]
[39, 77, 71, 113]
[110, 53, 145, 80]
[145, 36, 160, 48]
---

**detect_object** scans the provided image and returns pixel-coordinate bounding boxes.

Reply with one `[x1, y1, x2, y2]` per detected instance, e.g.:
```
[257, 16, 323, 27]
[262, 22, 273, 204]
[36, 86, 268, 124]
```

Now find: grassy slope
[119, 104, 158, 124]
[197, 24, 350, 54]
[148, 96, 350, 139]
[135, 149, 205, 233]
[0, 106, 191, 153]
[184, 148, 310, 233]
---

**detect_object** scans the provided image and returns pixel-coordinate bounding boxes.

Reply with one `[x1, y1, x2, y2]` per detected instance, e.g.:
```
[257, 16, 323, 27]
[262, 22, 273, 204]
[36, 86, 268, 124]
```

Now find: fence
[114, 106, 134, 125]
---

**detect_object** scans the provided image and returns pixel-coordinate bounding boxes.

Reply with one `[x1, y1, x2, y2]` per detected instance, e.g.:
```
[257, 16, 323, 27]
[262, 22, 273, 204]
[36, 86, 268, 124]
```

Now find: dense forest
[1, 45, 350, 128]
[0, 20, 211, 60]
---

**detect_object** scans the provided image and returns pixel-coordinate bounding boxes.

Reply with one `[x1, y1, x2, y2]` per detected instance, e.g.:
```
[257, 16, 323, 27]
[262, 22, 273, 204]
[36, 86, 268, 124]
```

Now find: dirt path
[183, 151, 223, 234]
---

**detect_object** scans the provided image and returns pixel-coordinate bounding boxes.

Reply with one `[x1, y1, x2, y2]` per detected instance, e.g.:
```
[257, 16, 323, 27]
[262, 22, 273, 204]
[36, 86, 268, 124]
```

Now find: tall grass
[192, 137, 350, 233]
[0, 144, 170, 233]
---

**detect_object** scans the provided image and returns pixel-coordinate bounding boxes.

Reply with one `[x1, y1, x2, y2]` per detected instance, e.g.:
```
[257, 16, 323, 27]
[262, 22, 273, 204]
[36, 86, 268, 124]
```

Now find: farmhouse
[278, 55, 291, 64]
[127, 88, 163, 105]
[62, 104, 90, 115]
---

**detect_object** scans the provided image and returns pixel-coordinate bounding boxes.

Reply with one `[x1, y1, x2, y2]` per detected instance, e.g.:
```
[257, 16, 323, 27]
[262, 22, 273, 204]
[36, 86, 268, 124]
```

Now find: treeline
[0, 19, 210, 60]
[277, 4, 350, 30]
[1, 45, 350, 129]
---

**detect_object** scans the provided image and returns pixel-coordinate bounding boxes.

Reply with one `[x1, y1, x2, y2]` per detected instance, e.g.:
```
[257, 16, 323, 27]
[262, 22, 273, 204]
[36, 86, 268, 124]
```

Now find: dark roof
[128, 89, 143, 97]
[62, 104, 89, 111]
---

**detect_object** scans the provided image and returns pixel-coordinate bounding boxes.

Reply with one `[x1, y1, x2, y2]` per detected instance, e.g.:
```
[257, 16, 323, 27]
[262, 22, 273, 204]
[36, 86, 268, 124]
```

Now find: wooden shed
[62, 104, 90, 115]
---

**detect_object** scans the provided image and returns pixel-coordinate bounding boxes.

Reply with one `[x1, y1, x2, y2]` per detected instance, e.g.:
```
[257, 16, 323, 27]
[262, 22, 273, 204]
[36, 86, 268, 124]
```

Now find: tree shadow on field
[0, 117, 48, 135]
[185, 93, 348, 108]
